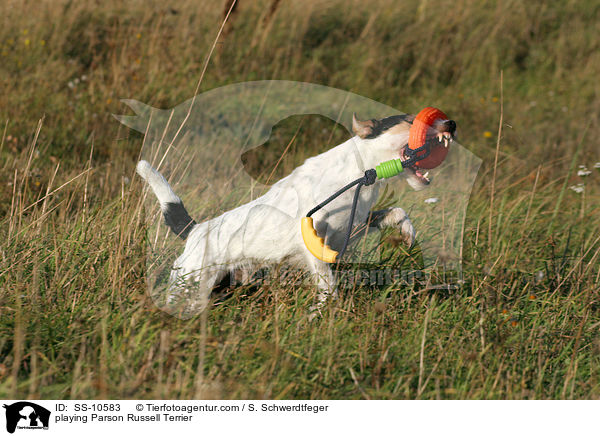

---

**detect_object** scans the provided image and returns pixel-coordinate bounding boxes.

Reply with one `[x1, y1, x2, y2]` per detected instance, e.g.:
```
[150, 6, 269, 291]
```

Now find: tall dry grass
[0, 0, 599, 399]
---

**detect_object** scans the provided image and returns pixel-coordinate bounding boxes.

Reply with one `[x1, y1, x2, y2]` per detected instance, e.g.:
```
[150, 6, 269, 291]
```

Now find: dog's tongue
[414, 169, 431, 184]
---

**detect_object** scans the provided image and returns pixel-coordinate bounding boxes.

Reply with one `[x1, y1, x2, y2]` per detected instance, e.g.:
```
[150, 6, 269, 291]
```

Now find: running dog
[137, 113, 456, 314]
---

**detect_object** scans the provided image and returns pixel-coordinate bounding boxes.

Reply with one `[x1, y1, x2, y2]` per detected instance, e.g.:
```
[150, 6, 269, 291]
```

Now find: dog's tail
[136, 160, 196, 240]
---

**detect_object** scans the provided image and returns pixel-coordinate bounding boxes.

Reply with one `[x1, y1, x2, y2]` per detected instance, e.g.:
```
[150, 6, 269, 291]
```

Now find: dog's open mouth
[400, 150, 431, 185]
[409, 167, 431, 185]
[436, 131, 453, 148]
[401, 131, 455, 186]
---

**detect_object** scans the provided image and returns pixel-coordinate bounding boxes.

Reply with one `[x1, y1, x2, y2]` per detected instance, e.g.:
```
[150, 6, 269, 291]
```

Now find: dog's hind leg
[162, 222, 229, 317]
[166, 261, 227, 317]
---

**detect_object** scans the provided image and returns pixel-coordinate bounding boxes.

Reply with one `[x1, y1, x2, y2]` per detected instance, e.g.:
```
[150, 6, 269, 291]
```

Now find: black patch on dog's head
[362, 114, 414, 139]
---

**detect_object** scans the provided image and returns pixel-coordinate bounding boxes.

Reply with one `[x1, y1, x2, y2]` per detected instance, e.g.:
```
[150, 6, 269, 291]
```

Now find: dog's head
[352, 113, 456, 190]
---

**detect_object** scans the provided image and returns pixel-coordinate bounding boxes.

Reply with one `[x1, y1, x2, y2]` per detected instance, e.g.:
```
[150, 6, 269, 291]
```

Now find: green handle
[375, 158, 404, 179]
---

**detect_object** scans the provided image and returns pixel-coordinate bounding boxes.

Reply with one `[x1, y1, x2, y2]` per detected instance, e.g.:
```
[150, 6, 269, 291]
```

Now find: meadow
[0, 0, 599, 399]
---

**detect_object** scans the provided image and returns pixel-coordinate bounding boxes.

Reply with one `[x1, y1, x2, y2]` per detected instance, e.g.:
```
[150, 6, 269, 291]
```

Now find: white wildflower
[594, 162, 600, 169]
[424, 197, 439, 204]
[577, 165, 591, 177]
[535, 271, 545, 283]
[569, 184, 584, 194]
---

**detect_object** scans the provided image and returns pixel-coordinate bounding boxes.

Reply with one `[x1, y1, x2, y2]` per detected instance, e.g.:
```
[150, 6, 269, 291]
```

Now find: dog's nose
[443, 120, 456, 134]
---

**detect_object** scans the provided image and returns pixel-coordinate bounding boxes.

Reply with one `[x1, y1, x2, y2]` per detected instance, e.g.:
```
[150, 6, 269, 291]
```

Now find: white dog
[137, 113, 456, 315]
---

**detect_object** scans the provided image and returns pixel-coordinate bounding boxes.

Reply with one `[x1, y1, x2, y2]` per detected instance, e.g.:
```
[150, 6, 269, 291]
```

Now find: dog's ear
[352, 113, 376, 139]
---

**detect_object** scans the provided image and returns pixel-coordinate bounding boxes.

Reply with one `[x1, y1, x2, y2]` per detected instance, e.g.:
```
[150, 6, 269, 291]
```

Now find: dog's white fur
[137, 116, 420, 314]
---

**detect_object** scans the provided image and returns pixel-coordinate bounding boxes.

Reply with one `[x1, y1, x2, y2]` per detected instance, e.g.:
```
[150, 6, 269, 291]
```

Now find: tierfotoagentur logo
[2, 402, 50, 434]
[117, 81, 481, 318]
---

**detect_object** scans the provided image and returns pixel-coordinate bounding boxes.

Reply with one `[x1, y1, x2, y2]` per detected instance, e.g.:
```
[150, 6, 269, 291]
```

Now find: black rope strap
[402, 141, 431, 167]
[305, 141, 433, 262]
[307, 169, 377, 263]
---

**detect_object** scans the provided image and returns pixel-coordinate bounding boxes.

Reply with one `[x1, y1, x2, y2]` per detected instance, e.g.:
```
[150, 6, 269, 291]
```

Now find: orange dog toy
[407, 107, 450, 169]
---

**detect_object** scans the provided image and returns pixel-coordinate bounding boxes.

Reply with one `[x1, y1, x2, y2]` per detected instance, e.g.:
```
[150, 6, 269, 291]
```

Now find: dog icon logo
[2, 402, 50, 434]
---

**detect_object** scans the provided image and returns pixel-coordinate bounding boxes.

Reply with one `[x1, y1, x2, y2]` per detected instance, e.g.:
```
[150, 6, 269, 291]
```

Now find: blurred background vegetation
[0, 0, 598, 399]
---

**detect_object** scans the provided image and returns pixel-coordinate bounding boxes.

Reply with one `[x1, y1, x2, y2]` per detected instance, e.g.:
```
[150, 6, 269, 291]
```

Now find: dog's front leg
[367, 207, 416, 247]
[304, 254, 336, 318]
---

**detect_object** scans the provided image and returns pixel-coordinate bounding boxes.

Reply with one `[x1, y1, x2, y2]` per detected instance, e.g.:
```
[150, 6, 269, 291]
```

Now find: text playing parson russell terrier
[137, 113, 456, 315]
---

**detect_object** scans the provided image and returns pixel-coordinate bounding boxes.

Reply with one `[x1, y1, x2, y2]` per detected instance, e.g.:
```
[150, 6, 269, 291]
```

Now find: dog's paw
[378, 207, 415, 247]
[307, 292, 330, 321]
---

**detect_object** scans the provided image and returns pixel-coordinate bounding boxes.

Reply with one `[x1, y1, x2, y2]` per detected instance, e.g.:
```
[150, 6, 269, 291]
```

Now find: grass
[0, 0, 599, 399]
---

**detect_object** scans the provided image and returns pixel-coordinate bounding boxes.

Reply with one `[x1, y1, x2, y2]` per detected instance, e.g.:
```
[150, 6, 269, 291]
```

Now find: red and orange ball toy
[407, 107, 451, 170]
